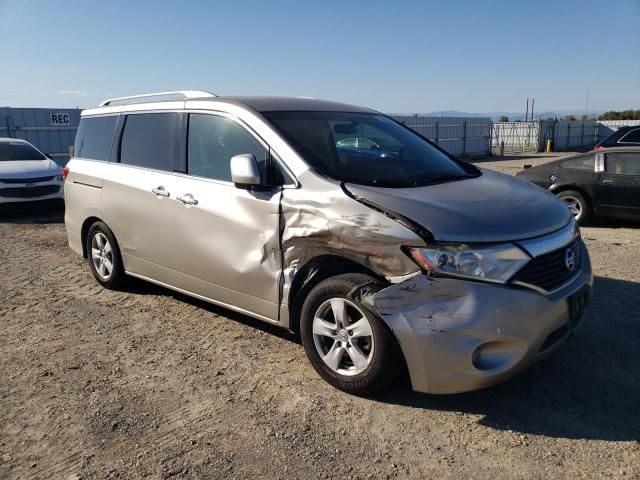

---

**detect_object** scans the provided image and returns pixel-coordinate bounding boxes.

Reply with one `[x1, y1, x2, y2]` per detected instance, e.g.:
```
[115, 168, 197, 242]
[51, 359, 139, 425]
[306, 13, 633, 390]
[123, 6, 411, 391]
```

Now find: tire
[86, 221, 126, 290]
[557, 190, 591, 225]
[300, 273, 402, 395]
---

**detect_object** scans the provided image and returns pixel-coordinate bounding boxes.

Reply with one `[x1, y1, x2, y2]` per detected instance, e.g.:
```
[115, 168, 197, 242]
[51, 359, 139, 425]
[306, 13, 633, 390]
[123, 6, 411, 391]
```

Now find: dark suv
[596, 125, 640, 150]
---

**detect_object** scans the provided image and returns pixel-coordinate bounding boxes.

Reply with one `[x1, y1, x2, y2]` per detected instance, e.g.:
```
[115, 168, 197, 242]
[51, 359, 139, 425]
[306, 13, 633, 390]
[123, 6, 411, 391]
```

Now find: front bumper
[0, 181, 64, 204]
[371, 243, 593, 394]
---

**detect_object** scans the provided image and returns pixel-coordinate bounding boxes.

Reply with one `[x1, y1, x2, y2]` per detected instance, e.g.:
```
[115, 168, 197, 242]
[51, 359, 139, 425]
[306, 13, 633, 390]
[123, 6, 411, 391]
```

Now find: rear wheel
[300, 273, 401, 395]
[557, 190, 591, 225]
[86, 221, 126, 289]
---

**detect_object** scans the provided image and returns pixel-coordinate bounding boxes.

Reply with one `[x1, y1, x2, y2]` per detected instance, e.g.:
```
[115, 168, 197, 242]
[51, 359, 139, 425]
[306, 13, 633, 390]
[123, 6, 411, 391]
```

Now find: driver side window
[188, 114, 268, 182]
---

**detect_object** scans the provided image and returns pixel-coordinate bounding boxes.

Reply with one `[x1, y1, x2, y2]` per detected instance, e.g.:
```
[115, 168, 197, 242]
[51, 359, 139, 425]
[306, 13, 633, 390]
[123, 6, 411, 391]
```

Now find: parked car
[64, 91, 592, 395]
[595, 125, 640, 149]
[0, 138, 64, 205]
[517, 147, 640, 224]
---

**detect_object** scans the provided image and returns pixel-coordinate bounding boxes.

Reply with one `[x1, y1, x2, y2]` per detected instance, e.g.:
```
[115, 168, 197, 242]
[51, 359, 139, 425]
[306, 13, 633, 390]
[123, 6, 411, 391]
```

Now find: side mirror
[230, 154, 261, 189]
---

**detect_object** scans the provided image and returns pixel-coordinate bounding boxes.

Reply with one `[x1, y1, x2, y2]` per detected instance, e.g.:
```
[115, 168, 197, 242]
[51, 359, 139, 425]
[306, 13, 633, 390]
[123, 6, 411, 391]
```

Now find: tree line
[597, 110, 640, 120]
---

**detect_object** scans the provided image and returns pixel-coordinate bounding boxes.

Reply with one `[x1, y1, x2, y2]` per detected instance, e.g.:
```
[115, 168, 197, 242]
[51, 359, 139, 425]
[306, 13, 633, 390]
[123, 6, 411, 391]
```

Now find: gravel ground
[1, 156, 639, 479]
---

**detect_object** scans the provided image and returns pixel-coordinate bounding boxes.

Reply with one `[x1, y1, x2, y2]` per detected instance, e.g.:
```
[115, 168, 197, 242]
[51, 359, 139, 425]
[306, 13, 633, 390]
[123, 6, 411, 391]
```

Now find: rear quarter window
[75, 116, 118, 161]
[618, 128, 640, 144]
[560, 156, 595, 170]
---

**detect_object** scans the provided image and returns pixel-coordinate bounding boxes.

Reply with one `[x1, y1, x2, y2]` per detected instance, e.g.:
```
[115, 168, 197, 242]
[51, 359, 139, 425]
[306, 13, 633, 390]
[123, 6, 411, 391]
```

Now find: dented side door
[170, 174, 283, 323]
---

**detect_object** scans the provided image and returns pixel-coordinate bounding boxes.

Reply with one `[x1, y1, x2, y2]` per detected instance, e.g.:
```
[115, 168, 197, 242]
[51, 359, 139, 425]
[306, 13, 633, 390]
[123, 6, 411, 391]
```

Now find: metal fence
[0, 107, 81, 166]
[391, 115, 492, 157]
[491, 120, 599, 153]
[551, 120, 599, 150]
[491, 122, 541, 153]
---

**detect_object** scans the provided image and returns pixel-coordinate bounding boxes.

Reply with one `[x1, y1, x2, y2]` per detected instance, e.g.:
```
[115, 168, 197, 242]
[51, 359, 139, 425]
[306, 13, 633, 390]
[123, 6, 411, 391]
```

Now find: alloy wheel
[561, 195, 582, 220]
[91, 232, 114, 280]
[312, 297, 375, 376]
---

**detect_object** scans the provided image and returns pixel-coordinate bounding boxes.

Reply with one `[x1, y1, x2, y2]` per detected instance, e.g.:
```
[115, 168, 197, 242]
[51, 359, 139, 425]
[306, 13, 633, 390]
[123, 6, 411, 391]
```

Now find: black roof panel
[197, 96, 375, 113]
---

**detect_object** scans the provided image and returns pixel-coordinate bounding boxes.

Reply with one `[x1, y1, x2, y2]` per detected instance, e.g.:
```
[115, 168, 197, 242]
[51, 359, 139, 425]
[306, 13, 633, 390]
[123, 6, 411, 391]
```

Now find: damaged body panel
[278, 170, 424, 327]
[367, 248, 592, 394]
[344, 169, 572, 243]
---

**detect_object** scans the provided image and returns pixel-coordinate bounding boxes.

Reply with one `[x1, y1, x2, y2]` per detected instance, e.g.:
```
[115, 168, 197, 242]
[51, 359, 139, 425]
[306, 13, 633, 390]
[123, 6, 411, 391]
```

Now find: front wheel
[557, 190, 591, 225]
[300, 273, 402, 395]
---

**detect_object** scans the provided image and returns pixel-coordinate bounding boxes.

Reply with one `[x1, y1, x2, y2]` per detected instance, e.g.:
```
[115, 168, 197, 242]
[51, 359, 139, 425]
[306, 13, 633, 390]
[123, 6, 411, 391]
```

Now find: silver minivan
[64, 91, 592, 395]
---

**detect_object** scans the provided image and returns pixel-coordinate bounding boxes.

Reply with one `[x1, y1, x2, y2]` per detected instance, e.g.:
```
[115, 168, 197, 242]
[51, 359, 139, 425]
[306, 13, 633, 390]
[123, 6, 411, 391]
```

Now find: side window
[188, 114, 268, 182]
[560, 156, 595, 170]
[75, 116, 118, 161]
[618, 128, 640, 144]
[606, 153, 640, 175]
[120, 113, 180, 171]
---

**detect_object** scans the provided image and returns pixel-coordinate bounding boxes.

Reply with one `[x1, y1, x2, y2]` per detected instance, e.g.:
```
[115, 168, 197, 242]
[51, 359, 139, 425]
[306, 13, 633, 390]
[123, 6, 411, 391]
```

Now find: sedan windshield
[263, 111, 479, 187]
[0, 142, 46, 161]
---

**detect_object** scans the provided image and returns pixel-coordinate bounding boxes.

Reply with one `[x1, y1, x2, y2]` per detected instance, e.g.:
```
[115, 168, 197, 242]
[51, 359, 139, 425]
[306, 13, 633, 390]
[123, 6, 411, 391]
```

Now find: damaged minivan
[64, 91, 592, 394]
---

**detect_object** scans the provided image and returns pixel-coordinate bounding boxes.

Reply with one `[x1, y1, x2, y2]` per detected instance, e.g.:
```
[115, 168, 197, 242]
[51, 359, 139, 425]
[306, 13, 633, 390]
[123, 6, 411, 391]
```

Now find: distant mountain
[390, 110, 604, 121]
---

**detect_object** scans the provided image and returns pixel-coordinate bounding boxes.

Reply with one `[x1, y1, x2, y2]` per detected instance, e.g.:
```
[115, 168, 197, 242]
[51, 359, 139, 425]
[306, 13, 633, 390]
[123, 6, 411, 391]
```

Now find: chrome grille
[512, 239, 582, 292]
[0, 176, 55, 184]
[0, 185, 61, 198]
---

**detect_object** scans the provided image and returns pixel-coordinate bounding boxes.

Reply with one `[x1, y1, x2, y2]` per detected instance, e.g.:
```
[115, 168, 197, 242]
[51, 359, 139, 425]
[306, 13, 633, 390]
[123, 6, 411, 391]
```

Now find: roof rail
[99, 90, 216, 107]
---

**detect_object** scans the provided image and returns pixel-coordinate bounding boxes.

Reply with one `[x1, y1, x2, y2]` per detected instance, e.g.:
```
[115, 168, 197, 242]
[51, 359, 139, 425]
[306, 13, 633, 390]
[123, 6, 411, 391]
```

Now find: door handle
[151, 186, 170, 197]
[176, 194, 198, 206]
[602, 180, 614, 184]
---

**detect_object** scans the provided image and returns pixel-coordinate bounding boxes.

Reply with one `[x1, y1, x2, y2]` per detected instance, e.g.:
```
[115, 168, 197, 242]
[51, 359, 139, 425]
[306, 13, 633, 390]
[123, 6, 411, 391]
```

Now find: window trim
[77, 108, 299, 188]
[184, 110, 297, 188]
[617, 127, 640, 145]
[605, 152, 640, 176]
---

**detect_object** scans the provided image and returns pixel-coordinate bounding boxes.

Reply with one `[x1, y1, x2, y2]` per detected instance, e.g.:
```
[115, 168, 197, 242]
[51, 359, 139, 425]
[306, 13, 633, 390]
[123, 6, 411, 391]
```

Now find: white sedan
[0, 138, 64, 204]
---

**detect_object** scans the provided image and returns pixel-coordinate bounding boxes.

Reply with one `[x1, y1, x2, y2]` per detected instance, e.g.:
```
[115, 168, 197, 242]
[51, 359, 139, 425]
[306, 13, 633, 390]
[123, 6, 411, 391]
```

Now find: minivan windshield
[0, 142, 46, 161]
[263, 111, 479, 187]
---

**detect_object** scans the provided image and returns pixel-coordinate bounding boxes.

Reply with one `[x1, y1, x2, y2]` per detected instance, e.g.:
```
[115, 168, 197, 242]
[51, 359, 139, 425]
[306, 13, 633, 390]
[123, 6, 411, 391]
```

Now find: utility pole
[585, 86, 590, 119]
[525, 98, 529, 122]
[531, 98, 535, 121]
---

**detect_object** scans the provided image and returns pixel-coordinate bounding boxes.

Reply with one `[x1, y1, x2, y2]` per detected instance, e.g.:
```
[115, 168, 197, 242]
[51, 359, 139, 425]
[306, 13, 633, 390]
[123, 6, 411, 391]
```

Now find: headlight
[406, 243, 530, 284]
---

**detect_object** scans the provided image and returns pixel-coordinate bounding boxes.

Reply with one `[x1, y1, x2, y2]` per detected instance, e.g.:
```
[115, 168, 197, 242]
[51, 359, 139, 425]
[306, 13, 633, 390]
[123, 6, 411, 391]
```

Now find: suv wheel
[300, 273, 402, 395]
[86, 221, 126, 289]
[557, 190, 591, 225]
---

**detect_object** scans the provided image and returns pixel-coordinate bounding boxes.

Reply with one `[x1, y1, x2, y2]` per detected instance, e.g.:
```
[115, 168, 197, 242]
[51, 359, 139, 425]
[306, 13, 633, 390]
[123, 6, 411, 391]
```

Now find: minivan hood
[345, 169, 571, 243]
[0, 159, 60, 178]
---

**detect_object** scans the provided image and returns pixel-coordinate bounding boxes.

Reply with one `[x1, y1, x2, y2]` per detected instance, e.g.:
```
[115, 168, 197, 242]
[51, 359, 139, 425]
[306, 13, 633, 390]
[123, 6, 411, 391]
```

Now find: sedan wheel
[556, 190, 591, 225]
[561, 195, 582, 220]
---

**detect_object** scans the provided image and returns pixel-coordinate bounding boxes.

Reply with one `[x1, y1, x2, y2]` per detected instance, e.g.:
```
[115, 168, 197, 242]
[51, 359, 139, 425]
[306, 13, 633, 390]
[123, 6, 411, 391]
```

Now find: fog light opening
[471, 341, 519, 371]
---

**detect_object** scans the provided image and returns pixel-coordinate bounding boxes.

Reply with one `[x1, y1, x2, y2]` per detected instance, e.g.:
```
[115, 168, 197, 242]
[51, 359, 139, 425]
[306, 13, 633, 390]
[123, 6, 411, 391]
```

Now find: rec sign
[49, 112, 71, 127]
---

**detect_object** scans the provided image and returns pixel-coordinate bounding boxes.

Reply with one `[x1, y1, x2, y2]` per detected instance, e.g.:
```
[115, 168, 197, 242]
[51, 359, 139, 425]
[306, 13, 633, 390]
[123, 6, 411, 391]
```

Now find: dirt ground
[1, 155, 639, 479]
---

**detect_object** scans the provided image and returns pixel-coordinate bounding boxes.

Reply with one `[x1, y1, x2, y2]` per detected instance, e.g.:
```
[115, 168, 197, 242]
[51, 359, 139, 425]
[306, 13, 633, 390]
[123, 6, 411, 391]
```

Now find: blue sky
[1, 0, 639, 113]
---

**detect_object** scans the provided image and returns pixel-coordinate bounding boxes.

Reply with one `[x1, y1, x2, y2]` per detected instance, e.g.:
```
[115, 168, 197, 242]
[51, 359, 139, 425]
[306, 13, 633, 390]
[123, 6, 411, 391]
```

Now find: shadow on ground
[130, 274, 639, 443]
[0, 202, 64, 224]
[371, 275, 640, 443]
[585, 218, 640, 229]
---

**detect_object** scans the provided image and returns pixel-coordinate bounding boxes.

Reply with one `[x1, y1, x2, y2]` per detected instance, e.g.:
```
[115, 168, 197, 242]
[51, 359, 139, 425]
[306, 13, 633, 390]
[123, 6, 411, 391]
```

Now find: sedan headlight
[406, 243, 530, 284]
